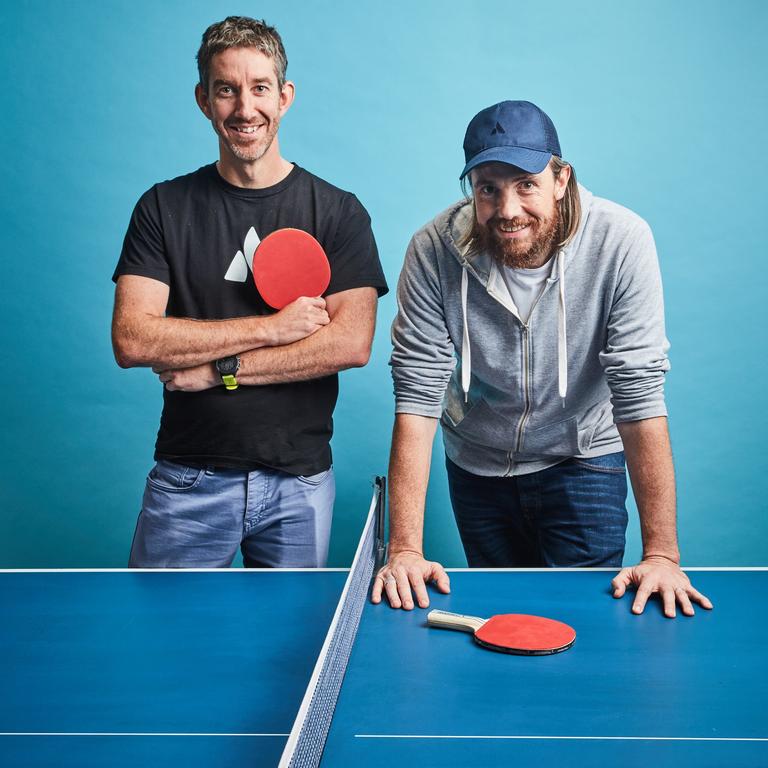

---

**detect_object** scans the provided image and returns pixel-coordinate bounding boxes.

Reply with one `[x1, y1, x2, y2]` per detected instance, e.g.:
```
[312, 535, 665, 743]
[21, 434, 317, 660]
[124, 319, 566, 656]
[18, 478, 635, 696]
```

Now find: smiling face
[195, 46, 294, 167]
[470, 161, 570, 269]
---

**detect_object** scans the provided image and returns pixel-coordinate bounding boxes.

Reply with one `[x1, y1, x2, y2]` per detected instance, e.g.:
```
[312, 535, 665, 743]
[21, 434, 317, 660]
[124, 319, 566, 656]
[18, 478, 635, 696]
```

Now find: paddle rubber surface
[475, 614, 576, 655]
[252, 228, 330, 309]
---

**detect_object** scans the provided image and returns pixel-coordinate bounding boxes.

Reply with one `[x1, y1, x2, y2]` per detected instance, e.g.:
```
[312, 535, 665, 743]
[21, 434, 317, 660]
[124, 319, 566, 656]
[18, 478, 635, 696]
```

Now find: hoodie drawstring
[461, 265, 471, 402]
[557, 251, 568, 405]
[461, 250, 568, 406]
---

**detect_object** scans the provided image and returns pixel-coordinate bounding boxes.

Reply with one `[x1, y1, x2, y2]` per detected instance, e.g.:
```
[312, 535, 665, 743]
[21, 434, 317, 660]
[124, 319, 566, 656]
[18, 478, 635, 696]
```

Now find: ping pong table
[2, 483, 766, 768]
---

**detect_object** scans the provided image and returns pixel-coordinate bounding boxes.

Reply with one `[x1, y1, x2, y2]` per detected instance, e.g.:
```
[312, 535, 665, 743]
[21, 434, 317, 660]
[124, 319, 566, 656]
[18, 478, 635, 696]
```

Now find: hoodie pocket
[520, 401, 613, 457]
[519, 415, 580, 457]
[442, 398, 520, 447]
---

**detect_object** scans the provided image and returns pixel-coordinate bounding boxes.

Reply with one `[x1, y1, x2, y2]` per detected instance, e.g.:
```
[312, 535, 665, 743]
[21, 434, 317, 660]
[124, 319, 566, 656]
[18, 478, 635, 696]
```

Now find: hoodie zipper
[509, 275, 557, 467]
[515, 325, 532, 454]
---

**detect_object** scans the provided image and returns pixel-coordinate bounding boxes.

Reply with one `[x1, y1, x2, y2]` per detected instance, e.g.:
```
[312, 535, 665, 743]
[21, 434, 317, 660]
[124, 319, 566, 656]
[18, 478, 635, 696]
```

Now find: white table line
[0, 732, 288, 738]
[355, 734, 768, 742]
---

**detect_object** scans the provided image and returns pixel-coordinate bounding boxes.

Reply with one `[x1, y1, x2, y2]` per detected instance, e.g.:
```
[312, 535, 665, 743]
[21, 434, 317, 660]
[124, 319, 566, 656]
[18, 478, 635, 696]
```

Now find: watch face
[217, 356, 239, 375]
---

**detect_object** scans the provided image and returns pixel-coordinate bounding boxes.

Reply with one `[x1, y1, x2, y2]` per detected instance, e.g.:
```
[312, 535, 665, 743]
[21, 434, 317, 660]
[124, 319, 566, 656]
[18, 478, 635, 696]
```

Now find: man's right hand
[267, 296, 330, 345]
[370, 550, 450, 610]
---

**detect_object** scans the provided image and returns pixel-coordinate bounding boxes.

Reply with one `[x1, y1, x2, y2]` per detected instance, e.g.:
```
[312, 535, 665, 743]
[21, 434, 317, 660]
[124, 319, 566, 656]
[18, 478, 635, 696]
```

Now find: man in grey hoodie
[371, 101, 711, 619]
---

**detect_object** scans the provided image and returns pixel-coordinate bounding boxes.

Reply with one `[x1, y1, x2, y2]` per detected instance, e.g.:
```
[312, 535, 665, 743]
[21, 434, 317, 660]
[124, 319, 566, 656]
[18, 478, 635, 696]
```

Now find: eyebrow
[211, 77, 273, 88]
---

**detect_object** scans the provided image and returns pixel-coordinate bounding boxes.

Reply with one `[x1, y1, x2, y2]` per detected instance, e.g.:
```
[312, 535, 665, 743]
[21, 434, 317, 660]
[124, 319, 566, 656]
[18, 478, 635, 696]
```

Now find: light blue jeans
[128, 460, 335, 568]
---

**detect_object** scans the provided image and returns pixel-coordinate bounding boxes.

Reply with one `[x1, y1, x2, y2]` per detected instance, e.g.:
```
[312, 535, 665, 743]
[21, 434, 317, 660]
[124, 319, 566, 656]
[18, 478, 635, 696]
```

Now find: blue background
[1, 0, 766, 567]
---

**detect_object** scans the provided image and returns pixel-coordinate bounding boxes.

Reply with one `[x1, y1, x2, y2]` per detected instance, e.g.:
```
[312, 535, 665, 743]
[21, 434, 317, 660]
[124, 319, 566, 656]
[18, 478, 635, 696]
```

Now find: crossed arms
[112, 274, 378, 388]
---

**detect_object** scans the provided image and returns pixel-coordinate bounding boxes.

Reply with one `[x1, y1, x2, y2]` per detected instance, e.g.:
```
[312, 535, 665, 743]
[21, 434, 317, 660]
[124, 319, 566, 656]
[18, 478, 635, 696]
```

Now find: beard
[474, 205, 561, 269]
[216, 117, 280, 163]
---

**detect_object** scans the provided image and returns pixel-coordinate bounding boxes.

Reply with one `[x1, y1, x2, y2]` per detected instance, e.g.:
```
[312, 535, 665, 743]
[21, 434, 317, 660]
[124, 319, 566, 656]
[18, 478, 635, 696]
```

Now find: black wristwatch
[215, 356, 241, 390]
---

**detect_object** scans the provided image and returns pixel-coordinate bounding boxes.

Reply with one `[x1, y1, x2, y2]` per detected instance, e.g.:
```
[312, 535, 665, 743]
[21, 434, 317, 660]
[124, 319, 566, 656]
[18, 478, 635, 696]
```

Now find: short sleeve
[325, 194, 388, 297]
[112, 186, 170, 285]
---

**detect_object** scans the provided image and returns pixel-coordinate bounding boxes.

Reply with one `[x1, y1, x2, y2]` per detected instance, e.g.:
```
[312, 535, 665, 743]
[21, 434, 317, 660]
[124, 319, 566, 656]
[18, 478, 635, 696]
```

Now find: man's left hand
[611, 557, 714, 618]
[154, 363, 219, 392]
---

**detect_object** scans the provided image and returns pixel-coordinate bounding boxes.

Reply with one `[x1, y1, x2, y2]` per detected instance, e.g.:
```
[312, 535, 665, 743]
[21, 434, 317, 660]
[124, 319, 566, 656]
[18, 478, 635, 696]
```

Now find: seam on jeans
[244, 472, 252, 534]
[260, 472, 271, 517]
[127, 509, 143, 566]
[296, 468, 332, 486]
[571, 458, 626, 474]
[521, 472, 537, 524]
[245, 471, 266, 530]
[146, 466, 206, 492]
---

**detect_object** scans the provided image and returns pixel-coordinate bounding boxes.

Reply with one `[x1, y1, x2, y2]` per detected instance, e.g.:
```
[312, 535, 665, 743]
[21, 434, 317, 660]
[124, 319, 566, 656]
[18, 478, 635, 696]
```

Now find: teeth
[232, 125, 261, 134]
[499, 223, 529, 232]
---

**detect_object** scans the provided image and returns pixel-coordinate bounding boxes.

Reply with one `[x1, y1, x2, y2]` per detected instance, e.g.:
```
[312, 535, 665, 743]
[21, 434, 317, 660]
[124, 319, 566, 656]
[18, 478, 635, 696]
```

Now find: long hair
[458, 157, 581, 253]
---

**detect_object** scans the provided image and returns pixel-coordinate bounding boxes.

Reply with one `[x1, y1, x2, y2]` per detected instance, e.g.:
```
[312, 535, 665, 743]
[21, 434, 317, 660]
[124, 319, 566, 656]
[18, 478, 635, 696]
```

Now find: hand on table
[155, 362, 219, 392]
[371, 551, 450, 610]
[611, 556, 713, 618]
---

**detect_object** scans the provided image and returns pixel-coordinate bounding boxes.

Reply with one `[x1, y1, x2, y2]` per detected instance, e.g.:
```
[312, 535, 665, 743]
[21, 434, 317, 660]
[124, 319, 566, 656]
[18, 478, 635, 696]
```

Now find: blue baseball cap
[460, 100, 562, 179]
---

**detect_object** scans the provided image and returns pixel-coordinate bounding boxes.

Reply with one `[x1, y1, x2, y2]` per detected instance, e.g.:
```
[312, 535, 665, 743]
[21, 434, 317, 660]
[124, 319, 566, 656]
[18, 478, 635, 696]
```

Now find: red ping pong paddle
[427, 610, 576, 655]
[252, 228, 331, 310]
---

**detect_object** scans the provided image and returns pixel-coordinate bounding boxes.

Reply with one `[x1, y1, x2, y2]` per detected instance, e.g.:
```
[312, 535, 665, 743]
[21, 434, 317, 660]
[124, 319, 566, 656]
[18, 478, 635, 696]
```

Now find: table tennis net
[278, 477, 386, 768]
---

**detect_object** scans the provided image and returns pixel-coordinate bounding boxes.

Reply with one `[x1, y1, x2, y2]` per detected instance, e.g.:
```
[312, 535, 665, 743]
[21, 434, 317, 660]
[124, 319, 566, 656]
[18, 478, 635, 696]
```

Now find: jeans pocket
[571, 452, 626, 474]
[146, 460, 206, 492]
[296, 468, 332, 486]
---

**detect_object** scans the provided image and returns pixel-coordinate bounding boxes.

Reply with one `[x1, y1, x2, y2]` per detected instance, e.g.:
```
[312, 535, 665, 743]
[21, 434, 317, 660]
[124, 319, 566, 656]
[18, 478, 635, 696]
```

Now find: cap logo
[491, 122, 506, 135]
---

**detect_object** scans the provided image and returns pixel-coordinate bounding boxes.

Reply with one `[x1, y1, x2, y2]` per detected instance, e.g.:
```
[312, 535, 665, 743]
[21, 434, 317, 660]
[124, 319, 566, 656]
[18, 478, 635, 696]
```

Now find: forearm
[617, 416, 680, 563]
[113, 313, 272, 370]
[235, 288, 376, 385]
[236, 324, 361, 384]
[388, 413, 438, 555]
[112, 275, 275, 369]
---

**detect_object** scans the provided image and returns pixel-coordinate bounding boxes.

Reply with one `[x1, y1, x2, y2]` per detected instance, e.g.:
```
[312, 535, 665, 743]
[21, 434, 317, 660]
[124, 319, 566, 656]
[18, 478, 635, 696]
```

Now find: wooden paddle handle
[427, 610, 485, 633]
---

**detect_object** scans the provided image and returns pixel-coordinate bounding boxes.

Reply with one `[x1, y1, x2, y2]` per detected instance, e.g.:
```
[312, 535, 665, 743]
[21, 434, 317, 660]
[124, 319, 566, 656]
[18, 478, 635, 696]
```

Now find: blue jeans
[446, 453, 628, 567]
[129, 460, 335, 568]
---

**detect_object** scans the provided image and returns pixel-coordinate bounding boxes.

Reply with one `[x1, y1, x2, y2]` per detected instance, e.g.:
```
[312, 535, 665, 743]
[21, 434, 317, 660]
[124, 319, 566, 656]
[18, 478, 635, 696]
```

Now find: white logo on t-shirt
[224, 226, 260, 282]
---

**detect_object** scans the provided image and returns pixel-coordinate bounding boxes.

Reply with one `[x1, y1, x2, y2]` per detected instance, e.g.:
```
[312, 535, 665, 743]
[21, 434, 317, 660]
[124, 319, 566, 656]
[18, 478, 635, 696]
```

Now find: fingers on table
[390, 568, 412, 609]
[672, 584, 714, 616]
[371, 563, 442, 610]
[611, 568, 632, 598]
[428, 562, 451, 594]
[370, 568, 410, 609]
[632, 583, 653, 615]
[407, 571, 431, 609]
[661, 587, 679, 618]
[633, 574, 712, 618]
[689, 586, 714, 610]
[370, 573, 384, 603]
[371, 569, 399, 605]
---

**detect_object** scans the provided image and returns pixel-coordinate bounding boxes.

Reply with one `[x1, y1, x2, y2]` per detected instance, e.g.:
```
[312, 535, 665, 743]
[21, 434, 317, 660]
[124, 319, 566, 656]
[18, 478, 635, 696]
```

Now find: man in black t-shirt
[112, 17, 388, 568]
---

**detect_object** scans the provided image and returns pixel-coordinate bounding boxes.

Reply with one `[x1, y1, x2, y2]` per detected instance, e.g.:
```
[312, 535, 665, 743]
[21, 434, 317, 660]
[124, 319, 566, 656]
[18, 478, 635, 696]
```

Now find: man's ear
[278, 80, 295, 117]
[554, 163, 571, 201]
[195, 83, 212, 120]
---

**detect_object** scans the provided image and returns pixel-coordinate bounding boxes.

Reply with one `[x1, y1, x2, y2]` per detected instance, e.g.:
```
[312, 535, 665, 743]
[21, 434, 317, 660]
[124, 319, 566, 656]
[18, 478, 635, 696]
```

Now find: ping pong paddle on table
[252, 228, 331, 309]
[427, 610, 576, 655]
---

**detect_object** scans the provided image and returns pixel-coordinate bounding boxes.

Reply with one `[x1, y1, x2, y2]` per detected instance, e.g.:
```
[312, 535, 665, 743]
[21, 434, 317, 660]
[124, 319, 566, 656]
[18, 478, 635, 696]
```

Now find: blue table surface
[1, 569, 766, 768]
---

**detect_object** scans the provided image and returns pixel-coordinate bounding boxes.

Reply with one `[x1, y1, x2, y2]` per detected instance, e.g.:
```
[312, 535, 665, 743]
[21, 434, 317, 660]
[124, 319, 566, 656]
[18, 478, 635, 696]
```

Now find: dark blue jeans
[446, 453, 628, 567]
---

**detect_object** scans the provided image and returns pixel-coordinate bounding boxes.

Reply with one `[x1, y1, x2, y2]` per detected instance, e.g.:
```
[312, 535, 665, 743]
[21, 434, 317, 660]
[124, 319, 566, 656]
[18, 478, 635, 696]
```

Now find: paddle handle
[427, 610, 485, 633]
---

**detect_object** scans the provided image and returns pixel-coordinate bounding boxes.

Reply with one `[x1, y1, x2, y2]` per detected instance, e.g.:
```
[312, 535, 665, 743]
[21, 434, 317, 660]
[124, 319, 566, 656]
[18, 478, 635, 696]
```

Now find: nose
[234, 91, 258, 119]
[497, 188, 523, 221]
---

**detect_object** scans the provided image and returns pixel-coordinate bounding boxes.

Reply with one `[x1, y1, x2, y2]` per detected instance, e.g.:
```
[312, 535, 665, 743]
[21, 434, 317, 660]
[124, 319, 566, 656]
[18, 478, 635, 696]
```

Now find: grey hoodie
[390, 185, 670, 477]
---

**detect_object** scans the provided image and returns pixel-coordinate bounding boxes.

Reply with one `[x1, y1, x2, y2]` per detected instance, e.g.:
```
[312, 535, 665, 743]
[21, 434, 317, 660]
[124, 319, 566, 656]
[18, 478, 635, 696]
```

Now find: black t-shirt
[113, 163, 388, 475]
